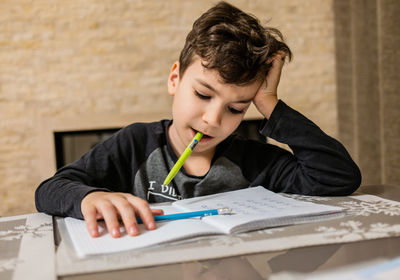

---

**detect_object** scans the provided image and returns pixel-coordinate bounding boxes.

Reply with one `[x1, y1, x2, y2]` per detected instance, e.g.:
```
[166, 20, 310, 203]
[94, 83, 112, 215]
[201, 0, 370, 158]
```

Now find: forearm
[259, 100, 361, 195]
[34, 153, 115, 218]
[35, 176, 109, 219]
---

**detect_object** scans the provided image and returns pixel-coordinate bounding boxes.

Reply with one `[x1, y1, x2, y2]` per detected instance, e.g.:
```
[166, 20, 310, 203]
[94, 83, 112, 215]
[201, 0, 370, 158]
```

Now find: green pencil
[163, 132, 203, 186]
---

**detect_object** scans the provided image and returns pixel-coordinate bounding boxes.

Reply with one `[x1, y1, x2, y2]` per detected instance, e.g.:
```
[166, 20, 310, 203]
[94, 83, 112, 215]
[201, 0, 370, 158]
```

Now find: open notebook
[64, 186, 344, 257]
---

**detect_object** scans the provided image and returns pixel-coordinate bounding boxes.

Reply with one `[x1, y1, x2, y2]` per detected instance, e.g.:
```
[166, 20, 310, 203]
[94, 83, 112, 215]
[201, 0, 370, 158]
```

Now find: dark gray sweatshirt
[35, 101, 361, 219]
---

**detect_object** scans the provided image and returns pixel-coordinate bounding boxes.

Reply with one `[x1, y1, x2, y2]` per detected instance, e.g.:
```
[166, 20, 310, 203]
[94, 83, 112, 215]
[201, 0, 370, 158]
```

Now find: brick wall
[0, 0, 337, 216]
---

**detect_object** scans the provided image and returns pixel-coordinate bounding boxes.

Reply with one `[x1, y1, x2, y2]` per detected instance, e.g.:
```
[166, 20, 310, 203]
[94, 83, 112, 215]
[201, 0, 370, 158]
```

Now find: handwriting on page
[198, 197, 303, 215]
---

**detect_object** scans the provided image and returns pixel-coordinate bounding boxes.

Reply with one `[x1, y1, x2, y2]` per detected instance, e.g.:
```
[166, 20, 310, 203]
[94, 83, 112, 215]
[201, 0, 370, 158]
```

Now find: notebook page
[64, 205, 220, 257]
[172, 186, 344, 234]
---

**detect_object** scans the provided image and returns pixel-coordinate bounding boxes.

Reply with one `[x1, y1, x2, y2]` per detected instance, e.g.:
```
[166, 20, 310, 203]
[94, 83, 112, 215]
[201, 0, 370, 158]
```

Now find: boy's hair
[179, 1, 292, 85]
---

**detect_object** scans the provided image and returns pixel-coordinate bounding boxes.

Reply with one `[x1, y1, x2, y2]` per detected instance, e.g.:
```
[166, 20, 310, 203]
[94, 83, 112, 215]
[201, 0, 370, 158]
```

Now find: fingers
[81, 191, 160, 238]
[275, 50, 287, 61]
[111, 198, 139, 236]
[151, 208, 165, 216]
[253, 51, 287, 119]
[126, 196, 156, 231]
[81, 203, 100, 238]
[265, 53, 285, 89]
[266, 51, 286, 69]
[99, 200, 123, 238]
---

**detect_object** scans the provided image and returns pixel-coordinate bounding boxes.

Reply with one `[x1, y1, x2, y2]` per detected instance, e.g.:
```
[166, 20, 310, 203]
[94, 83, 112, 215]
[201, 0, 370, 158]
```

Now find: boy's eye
[229, 107, 244, 114]
[195, 90, 210, 100]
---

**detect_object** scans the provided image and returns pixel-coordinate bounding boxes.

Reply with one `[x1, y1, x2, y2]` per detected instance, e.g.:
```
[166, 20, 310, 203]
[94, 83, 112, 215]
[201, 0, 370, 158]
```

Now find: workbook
[64, 186, 344, 257]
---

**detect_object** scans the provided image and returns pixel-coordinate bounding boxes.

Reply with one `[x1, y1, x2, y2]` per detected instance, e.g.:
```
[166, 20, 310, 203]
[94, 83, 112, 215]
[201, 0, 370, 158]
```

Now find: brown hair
[179, 1, 292, 85]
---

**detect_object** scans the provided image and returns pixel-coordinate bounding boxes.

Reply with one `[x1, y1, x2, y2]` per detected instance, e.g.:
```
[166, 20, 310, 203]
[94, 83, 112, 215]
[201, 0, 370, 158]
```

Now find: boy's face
[168, 57, 262, 156]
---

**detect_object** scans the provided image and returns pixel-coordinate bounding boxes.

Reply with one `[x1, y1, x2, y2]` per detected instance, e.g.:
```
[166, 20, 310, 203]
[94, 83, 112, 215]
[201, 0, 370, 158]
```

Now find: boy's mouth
[192, 128, 213, 142]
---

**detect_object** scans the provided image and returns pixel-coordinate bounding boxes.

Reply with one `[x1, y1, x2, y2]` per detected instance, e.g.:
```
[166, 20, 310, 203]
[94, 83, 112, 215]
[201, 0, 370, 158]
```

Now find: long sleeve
[35, 133, 130, 219]
[244, 100, 361, 195]
[35, 120, 179, 219]
[34, 121, 158, 219]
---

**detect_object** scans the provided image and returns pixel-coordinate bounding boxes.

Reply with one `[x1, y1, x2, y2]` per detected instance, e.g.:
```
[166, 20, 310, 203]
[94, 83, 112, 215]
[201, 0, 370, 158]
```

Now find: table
[57, 184, 400, 280]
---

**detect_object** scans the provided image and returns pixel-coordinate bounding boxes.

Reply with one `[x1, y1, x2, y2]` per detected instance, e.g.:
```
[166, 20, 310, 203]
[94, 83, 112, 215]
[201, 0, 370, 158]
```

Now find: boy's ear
[167, 61, 180, 96]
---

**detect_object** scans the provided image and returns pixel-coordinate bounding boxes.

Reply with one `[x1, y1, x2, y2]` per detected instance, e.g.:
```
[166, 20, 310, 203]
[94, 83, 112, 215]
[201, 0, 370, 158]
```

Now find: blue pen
[137, 208, 232, 224]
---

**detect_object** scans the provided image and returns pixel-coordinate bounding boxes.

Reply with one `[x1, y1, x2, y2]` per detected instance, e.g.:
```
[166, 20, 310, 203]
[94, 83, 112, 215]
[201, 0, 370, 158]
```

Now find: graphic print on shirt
[147, 180, 181, 201]
[133, 146, 251, 203]
[134, 146, 183, 203]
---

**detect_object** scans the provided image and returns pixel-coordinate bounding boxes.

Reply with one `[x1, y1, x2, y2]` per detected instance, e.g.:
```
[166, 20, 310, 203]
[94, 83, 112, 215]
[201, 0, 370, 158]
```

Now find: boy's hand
[253, 51, 287, 119]
[81, 191, 164, 238]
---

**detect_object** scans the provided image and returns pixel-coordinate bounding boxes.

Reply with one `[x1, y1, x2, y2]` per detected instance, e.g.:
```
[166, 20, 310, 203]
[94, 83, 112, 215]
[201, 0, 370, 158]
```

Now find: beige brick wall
[0, 0, 337, 216]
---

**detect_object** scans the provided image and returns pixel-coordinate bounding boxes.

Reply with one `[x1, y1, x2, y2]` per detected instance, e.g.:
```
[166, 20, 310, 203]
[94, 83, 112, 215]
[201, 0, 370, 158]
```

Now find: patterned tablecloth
[56, 193, 400, 276]
[0, 213, 55, 280]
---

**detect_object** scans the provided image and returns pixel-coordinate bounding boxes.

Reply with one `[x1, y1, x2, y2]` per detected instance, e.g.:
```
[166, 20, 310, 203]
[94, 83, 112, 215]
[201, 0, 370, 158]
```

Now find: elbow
[34, 178, 52, 213]
[316, 162, 362, 196]
[340, 163, 362, 196]
[35, 182, 45, 212]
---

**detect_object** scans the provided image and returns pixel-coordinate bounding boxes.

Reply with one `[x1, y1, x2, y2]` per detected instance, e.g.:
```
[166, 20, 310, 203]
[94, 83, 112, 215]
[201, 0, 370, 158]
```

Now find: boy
[35, 2, 361, 239]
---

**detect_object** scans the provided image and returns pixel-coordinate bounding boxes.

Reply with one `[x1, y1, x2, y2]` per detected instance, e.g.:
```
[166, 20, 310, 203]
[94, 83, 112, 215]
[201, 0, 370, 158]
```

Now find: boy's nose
[202, 107, 223, 127]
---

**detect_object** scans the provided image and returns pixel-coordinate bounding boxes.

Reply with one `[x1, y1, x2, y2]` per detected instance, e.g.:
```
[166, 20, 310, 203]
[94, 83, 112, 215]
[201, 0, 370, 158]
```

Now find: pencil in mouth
[193, 128, 212, 141]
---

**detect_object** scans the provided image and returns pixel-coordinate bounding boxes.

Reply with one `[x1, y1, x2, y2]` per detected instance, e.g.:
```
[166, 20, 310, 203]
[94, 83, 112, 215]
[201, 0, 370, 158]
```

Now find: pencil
[137, 208, 232, 224]
[163, 132, 203, 186]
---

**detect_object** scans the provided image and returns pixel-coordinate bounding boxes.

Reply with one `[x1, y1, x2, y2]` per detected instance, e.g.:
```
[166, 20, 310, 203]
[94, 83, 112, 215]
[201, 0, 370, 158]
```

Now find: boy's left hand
[253, 51, 287, 119]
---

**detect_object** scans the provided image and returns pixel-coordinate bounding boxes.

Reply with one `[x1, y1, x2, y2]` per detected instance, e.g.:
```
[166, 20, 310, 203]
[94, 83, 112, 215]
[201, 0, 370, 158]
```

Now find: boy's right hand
[81, 191, 164, 238]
